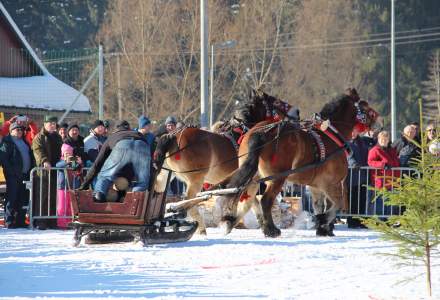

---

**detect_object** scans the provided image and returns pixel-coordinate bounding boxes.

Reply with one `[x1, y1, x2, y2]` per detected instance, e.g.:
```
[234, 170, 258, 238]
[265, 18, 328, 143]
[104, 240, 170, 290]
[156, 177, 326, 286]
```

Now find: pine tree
[364, 100, 440, 297]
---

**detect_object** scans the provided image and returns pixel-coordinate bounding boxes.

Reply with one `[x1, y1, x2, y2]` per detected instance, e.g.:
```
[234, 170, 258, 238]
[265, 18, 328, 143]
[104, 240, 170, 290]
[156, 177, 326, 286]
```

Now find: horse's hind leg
[235, 181, 262, 228]
[260, 179, 284, 238]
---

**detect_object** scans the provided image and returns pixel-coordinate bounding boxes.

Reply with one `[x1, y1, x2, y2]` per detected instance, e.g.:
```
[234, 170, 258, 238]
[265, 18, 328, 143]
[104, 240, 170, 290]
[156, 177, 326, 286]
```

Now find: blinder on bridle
[354, 99, 378, 131]
[354, 101, 368, 125]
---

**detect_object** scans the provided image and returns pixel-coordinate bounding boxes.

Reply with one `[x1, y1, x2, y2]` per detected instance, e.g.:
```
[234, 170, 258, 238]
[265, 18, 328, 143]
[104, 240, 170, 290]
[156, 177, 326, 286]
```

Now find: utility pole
[116, 54, 122, 120]
[391, 0, 396, 142]
[98, 45, 104, 120]
[200, 0, 209, 128]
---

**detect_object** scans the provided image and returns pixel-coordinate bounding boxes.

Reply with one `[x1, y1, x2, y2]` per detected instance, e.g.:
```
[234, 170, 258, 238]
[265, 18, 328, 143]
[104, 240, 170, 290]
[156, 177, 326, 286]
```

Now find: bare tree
[284, 0, 366, 115]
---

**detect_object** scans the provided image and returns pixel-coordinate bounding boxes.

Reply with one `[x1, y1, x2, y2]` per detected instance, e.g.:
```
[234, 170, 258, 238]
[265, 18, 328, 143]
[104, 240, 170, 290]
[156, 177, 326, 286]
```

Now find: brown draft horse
[216, 88, 379, 237]
[154, 90, 297, 235]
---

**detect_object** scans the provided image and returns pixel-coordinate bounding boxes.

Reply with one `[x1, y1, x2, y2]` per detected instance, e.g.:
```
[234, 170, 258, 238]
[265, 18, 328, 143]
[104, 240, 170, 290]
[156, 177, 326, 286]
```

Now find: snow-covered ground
[0, 225, 437, 300]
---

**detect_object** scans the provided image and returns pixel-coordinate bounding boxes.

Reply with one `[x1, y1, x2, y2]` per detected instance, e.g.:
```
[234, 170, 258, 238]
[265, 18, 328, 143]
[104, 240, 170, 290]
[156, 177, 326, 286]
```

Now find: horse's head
[320, 88, 379, 138]
[152, 133, 177, 169]
[248, 88, 295, 122]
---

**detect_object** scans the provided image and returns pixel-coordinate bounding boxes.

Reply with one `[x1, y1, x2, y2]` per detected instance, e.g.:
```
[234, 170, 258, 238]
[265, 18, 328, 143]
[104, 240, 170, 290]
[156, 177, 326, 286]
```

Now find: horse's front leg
[185, 180, 207, 235]
[310, 183, 343, 237]
[260, 179, 284, 238]
[310, 187, 331, 236]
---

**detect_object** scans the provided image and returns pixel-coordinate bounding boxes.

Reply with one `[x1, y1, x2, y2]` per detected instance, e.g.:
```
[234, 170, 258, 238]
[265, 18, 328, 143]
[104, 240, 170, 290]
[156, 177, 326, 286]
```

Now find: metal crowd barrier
[23, 166, 419, 229]
[24, 167, 90, 229]
[281, 166, 419, 218]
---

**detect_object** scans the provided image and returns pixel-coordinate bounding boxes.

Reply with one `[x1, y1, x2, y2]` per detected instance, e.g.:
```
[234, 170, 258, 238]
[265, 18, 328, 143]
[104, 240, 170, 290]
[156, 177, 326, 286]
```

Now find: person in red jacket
[367, 130, 401, 215]
[1, 115, 38, 146]
[368, 130, 400, 189]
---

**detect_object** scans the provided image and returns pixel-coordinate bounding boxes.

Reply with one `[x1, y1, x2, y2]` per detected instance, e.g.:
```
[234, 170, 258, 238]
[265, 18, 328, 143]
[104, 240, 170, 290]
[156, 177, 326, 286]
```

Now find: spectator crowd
[0, 113, 438, 230]
[0, 114, 179, 229]
[345, 120, 440, 228]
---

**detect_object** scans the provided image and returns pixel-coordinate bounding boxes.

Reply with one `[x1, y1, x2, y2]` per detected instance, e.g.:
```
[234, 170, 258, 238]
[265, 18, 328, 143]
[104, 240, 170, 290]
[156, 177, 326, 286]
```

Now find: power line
[223, 31, 440, 54]
[277, 25, 440, 40]
[104, 31, 440, 57]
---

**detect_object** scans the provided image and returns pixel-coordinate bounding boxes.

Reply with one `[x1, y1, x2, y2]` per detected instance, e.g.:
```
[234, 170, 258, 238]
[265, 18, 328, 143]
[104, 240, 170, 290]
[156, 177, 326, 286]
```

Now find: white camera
[16, 115, 27, 122]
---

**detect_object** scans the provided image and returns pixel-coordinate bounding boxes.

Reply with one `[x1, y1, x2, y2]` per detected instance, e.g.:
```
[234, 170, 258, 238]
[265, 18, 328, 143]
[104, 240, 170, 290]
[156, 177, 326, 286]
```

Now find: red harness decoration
[314, 122, 351, 156]
[174, 152, 181, 160]
[233, 127, 245, 145]
[239, 191, 251, 202]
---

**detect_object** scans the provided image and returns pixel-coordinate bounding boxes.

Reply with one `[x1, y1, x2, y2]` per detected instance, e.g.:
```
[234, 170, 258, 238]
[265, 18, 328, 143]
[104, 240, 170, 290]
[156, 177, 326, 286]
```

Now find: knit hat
[61, 143, 74, 155]
[92, 120, 105, 129]
[60, 122, 68, 129]
[103, 120, 111, 129]
[165, 116, 177, 125]
[9, 122, 23, 132]
[138, 116, 151, 129]
[67, 124, 80, 133]
[115, 120, 130, 130]
[44, 115, 58, 123]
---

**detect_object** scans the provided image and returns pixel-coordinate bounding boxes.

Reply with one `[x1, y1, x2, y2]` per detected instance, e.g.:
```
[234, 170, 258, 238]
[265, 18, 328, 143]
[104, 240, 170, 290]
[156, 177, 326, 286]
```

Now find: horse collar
[309, 130, 326, 162]
[314, 121, 352, 157]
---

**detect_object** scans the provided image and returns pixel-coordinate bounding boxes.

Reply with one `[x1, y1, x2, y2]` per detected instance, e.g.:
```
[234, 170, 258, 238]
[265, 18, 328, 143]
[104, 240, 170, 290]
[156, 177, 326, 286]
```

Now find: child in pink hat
[55, 143, 83, 229]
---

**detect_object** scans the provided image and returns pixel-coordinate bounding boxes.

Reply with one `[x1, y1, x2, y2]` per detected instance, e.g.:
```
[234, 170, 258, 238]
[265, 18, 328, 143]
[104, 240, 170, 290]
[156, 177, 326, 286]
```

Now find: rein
[160, 123, 288, 175]
[255, 145, 347, 184]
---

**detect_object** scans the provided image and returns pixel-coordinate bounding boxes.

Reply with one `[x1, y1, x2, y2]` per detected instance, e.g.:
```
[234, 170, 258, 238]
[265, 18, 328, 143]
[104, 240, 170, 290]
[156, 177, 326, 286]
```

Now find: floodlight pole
[200, 0, 209, 128]
[98, 45, 104, 120]
[391, 0, 396, 142]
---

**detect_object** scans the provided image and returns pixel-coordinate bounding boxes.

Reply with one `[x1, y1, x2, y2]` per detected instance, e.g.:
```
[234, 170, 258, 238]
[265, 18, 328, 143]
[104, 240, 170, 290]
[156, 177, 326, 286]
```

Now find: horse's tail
[226, 131, 266, 189]
[153, 133, 177, 170]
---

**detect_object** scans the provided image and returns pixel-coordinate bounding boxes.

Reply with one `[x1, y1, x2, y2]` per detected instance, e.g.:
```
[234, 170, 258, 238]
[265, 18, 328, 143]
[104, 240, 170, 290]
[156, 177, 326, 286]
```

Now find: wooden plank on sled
[196, 187, 240, 197]
[166, 187, 241, 213]
[166, 195, 211, 212]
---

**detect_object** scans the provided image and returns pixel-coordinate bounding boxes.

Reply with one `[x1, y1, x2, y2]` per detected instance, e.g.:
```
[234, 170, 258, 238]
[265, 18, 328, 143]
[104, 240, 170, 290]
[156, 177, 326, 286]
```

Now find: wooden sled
[69, 171, 197, 246]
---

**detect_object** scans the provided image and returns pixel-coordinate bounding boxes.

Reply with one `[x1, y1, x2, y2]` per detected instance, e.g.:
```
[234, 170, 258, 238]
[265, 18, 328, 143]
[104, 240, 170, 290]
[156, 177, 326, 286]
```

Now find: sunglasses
[427, 129, 436, 132]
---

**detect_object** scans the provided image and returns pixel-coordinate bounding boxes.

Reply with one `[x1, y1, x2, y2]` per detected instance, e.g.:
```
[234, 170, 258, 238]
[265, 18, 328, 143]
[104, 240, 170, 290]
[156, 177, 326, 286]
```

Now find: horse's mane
[319, 94, 352, 119]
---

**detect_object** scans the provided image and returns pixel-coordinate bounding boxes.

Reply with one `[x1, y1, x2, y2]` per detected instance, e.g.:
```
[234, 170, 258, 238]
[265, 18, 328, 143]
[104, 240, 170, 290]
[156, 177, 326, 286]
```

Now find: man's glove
[351, 163, 360, 170]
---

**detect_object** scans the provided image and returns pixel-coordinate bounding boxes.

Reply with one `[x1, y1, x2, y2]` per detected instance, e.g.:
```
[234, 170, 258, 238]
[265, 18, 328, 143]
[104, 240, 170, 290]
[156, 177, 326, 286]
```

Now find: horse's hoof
[316, 226, 328, 237]
[316, 226, 335, 237]
[198, 229, 207, 236]
[263, 226, 281, 238]
[220, 221, 233, 235]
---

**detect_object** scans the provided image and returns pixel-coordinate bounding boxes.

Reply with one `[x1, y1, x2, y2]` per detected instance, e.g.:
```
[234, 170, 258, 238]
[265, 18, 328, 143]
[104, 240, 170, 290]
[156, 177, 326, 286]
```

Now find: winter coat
[347, 136, 369, 186]
[0, 135, 34, 178]
[1, 120, 38, 146]
[367, 145, 400, 189]
[55, 160, 81, 190]
[84, 132, 107, 163]
[392, 135, 420, 167]
[32, 128, 63, 167]
[82, 129, 147, 187]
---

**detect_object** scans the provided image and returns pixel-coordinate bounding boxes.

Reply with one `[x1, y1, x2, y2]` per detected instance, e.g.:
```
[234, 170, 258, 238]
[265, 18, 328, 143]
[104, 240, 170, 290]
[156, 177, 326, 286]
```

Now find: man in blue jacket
[0, 122, 34, 228]
[346, 128, 370, 228]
